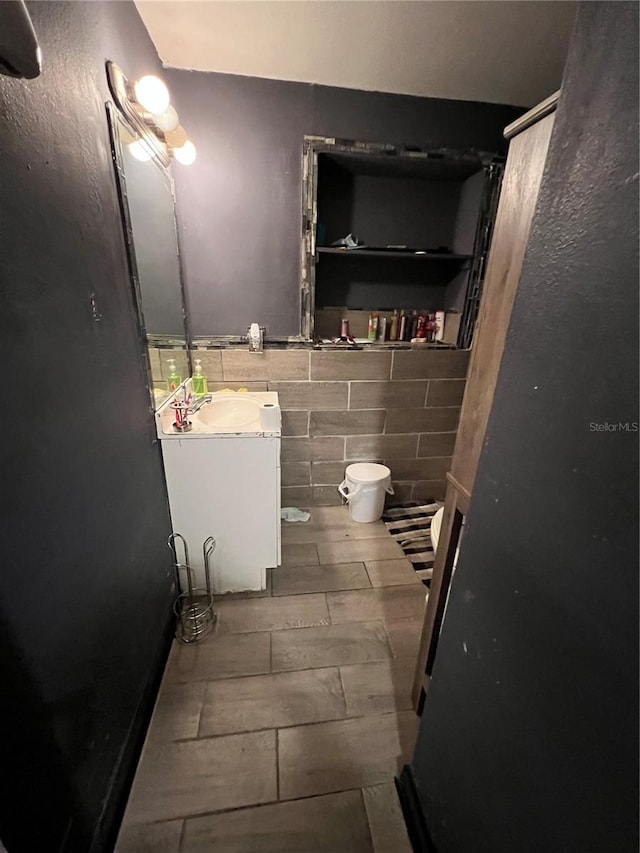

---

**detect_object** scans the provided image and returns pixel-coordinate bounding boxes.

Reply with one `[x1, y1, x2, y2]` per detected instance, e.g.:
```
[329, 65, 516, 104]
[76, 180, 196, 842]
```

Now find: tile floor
[116, 506, 426, 852]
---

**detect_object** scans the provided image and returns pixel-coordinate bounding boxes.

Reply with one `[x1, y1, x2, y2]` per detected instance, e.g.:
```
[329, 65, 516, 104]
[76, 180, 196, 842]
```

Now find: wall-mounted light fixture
[0, 0, 42, 79]
[133, 74, 170, 115]
[106, 62, 196, 167]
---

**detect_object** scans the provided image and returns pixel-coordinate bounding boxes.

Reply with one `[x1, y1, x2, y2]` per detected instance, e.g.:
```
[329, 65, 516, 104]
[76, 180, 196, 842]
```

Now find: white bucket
[338, 463, 394, 523]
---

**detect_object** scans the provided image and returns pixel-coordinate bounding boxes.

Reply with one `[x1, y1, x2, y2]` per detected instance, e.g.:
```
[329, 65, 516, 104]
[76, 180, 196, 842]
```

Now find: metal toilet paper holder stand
[167, 533, 216, 644]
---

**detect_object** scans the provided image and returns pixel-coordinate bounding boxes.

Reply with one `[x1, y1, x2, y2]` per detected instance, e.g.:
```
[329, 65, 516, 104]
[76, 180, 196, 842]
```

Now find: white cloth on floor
[280, 507, 311, 523]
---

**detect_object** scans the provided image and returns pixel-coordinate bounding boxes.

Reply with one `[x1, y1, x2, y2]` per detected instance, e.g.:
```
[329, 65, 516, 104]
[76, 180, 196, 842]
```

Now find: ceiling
[135, 0, 577, 107]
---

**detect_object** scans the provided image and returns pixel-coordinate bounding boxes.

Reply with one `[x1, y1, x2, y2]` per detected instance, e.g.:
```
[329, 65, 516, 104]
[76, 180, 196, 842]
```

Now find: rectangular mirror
[106, 101, 191, 408]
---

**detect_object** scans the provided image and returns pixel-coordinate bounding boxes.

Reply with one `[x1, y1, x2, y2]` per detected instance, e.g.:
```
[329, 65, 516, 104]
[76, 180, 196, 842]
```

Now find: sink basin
[157, 388, 280, 437]
[196, 396, 260, 429]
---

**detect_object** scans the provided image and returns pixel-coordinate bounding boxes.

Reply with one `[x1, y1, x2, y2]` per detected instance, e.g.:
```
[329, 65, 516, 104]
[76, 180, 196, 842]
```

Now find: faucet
[189, 394, 211, 414]
[247, 323, 264, 353]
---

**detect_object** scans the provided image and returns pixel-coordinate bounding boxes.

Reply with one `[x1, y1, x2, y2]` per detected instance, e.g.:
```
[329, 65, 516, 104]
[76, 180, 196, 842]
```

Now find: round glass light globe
[128, 139, 152, 162]
[174, 140, 197, 165]
[166, 125, 187, 148]
[133, 75, 170, 115]
[155, 105, 180, 133]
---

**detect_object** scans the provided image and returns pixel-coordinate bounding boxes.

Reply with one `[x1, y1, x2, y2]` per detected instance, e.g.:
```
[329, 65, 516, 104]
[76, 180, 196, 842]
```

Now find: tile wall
[149, 346, 190, 388]
[183, 348, 469, 506]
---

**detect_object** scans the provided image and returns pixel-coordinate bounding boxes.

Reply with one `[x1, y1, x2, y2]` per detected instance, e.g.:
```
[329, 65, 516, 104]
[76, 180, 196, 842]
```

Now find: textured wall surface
[410, 3, 639, 851]
[164, 68, 522, 337]
[0, 2, 174, 850]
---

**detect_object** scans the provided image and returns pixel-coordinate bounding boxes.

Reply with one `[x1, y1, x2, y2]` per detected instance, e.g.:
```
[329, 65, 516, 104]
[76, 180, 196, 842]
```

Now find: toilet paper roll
[259, 403, 281, 432]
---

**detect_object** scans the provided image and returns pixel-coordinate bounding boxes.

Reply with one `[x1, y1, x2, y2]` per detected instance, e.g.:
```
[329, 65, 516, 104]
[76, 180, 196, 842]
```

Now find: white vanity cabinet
[157, 389, 281, 593]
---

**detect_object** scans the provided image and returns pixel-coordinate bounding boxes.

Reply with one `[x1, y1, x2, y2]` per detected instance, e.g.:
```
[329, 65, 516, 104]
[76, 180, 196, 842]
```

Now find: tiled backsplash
[188, 347, 469, 506]
[149, 347, 190, 387]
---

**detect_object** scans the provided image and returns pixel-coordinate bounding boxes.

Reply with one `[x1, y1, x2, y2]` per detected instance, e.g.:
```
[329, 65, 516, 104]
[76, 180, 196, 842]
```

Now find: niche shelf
[316, 247, 473, 261]
[301, 136, 504, 348]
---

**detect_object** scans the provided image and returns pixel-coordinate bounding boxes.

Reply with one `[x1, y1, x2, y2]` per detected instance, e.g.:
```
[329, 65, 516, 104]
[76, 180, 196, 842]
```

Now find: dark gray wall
[164, 68, 522, 337]
[409, 3, 639, 852]
[453, 170, 485, 256]
[0, 2, 174, 850]
[349, 176, 460, 248]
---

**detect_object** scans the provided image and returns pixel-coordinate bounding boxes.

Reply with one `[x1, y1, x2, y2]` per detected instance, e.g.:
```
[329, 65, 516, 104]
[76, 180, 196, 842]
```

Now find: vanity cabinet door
[161, 436, 280, 593]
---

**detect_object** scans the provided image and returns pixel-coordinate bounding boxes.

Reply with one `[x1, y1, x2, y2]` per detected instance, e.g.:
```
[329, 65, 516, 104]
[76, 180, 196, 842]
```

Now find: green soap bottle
[191, 359, 208, 397]
[166, 358, 182, 392]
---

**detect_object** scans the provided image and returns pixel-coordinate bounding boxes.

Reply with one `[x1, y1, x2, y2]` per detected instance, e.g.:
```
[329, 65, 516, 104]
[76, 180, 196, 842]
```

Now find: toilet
[430, 506, 461, 565]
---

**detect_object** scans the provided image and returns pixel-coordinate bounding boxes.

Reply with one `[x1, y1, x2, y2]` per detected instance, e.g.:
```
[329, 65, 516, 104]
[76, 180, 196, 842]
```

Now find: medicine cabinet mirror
[106, 96, 191, 409]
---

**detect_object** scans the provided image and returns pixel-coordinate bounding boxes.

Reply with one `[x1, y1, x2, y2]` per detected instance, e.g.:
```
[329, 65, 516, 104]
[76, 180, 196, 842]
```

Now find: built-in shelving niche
[301, 137, 504, 347]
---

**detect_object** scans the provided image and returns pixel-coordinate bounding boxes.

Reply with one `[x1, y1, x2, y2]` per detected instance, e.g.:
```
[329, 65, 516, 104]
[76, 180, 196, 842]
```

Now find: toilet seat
[431, 506, 461, 566]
